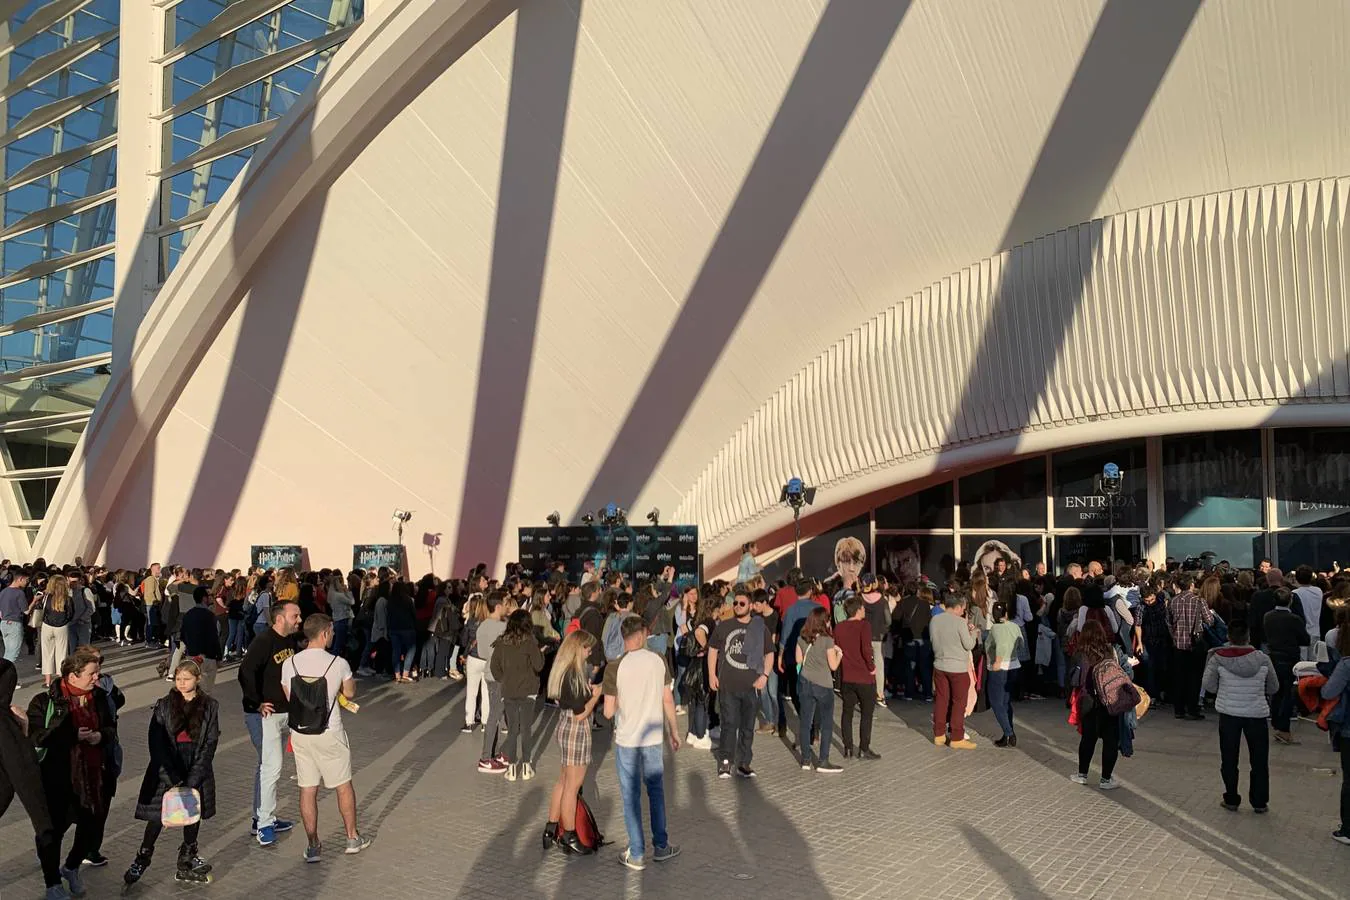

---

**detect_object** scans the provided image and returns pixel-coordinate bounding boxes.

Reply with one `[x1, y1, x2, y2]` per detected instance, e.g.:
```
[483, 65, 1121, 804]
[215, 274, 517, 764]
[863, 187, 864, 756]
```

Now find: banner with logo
[250, 545, 304, 570]
[352, 544, 405, 571]
[518, 525, 699, 586]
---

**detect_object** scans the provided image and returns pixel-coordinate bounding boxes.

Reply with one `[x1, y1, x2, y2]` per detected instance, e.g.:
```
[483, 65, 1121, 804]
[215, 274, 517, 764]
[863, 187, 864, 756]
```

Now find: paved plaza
[3, 645, 1349, 899]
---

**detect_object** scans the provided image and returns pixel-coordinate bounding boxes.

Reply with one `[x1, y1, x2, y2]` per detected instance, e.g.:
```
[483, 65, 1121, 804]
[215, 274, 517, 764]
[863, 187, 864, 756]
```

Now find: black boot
[124, 847, 153, 886]
[558, 830, 594, 856]
[543, 822, 560, 850]
[175, 842, 212, 884]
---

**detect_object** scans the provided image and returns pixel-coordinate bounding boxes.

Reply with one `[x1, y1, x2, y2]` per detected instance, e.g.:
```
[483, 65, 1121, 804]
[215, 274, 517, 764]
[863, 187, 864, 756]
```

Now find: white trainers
[1098, 777, 1120, 791]
[521, 762, 535, 781]
[505, 763, 519, 782]
[1070, 773, 1088, 785]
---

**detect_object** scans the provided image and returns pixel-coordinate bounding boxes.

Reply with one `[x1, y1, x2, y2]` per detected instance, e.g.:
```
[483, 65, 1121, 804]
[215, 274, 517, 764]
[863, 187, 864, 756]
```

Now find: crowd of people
[3, 548, 1350, 895]
[1, 560, 372, 899]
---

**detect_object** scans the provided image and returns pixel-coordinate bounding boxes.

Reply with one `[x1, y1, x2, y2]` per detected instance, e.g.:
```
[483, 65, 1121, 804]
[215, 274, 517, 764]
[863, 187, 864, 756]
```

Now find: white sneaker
[505, 763, 519, 782]
[1070, 773, 1088, 785]
[521, 762, 535, 781]
[675, 705, 686, 715]
[1098, 777, 1120, 791]
[697, 734, 713, 750]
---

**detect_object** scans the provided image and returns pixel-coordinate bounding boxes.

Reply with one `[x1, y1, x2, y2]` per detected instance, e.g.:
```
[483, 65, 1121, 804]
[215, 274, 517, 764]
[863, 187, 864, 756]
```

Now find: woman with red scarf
[27, 645, 118, 900]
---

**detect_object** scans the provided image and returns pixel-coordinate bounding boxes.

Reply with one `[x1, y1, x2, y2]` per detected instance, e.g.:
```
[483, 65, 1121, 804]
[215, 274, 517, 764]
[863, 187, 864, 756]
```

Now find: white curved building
[9, 0, 1350, 580]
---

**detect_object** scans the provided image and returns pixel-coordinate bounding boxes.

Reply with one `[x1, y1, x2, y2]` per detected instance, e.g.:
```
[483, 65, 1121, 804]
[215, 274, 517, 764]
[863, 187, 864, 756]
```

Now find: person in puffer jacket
[1202, 619, 1278, 813]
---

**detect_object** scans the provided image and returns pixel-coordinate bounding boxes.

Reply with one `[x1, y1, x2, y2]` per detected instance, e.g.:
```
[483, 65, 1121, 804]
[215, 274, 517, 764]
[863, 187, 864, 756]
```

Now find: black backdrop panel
[518, 526, 699, 586]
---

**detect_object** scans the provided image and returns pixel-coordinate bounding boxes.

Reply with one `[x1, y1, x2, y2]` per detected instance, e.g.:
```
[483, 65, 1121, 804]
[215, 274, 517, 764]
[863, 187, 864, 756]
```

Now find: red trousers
[933, 669, 971, 741]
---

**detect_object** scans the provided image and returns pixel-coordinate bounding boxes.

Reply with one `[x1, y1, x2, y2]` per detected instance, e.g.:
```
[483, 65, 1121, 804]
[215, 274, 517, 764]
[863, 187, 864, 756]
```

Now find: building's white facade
[11, 0, 1350, 576]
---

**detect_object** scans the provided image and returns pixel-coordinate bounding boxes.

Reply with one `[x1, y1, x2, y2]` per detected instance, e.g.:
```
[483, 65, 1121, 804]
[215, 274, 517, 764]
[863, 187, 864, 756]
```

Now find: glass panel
[1162, 431, 1264, 528]
[0, 308, 112, 371]
[6, 41, 119, 118]
[958, 458, 1046, 529]
[168, 0, 364, 51]
[4, 149, 117, 227]
[1, 197, 115, 273]
[1275, 532, 1350, 572]
[1272, 428, 1350, 528]
[0, 363, 108, 418]
[1053, 441, 1147, 529]
[876, 533, 955, 585]
[168, 0, 232, 49]
[159, 225, 201, 281]
[168, 50, 331, 161]
[0, 256, 115, 317]
[874, 482, 953, 530]
[1053, 535, 1142, 573]
[162, 149, 251, 222]
[16, 476, 61, 519]
[1165, 532, 1265, 569]
[6, 421, 83, 469]
[961, 534, 1043, 577]
[3, 96, 118, 183]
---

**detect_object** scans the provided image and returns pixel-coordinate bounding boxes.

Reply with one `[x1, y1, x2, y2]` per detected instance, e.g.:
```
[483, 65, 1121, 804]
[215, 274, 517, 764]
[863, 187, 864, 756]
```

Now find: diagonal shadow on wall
[931, 0, 1202, 459]
[95, 3, 518, 568]
[449, 0, 582, 577]
[570, 0, 912, 524]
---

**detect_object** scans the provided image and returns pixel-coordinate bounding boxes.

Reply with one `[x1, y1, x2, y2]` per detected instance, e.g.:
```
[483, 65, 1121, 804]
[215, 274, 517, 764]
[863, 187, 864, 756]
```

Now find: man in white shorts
[281, 614, 372, 863]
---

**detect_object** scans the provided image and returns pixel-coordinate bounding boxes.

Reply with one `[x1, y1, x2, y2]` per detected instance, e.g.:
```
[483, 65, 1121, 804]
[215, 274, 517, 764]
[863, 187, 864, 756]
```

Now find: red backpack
[554, 787, 605, 849]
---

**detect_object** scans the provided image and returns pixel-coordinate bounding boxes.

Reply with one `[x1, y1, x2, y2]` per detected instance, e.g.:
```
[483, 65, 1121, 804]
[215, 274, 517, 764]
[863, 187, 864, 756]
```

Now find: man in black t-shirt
[707, 585, 773, 779]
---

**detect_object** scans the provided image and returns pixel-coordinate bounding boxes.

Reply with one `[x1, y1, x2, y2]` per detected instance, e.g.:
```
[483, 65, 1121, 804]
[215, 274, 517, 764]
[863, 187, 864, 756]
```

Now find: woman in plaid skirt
[544, 631, 601, 854]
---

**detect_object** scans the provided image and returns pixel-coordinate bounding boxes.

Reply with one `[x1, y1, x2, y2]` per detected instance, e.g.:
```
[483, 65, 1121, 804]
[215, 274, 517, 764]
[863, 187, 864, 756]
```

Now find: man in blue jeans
[0, 573, 30, 667]
[239, 598, 302, 846]
[603, 616, 681, 871]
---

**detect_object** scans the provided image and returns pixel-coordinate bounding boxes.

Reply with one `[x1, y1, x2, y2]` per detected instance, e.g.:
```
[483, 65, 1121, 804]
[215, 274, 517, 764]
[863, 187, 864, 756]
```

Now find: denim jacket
[1321, 657, 1350, 738]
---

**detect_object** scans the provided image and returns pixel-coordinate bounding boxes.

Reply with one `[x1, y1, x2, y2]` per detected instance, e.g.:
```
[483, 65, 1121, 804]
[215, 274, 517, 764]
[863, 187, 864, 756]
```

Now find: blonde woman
[544, 631, 602, 854]
[40, 575, 73, 687]
[274, 569, 299, 604]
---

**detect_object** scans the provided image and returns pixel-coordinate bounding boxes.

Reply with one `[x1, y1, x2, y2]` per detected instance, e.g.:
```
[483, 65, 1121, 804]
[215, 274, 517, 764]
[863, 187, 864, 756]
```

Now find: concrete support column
[111, 1, 166, 374]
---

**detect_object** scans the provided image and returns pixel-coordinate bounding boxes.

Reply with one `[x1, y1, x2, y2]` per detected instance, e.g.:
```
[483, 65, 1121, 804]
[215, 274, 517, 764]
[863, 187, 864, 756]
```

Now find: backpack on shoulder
[1092, 657, 1141, 717]
[289, 656, 339, 736]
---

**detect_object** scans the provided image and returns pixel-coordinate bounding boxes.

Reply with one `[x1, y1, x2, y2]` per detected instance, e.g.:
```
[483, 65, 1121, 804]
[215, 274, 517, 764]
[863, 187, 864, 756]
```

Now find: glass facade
[1, 0, 119, 528]
[866, 428, 1350, 576]
[0, 1, 364, 542]
[157, 0, 365, 278]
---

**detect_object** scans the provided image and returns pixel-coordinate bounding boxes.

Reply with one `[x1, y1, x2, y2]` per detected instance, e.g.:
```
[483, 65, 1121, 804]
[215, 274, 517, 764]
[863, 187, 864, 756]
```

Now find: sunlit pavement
[3, 645, 1347, 899]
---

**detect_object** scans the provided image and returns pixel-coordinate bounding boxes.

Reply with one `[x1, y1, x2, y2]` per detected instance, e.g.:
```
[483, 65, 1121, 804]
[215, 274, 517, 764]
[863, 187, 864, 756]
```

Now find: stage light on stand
[546, 511, 561, 527]
[580, 513, 595, 525]
[1095, 462, 1123, 571]
[392, 508, 414, 547]
[646, 508, 660, 526]
[599, 503, 627, 527]
[779, 477, 816, 568]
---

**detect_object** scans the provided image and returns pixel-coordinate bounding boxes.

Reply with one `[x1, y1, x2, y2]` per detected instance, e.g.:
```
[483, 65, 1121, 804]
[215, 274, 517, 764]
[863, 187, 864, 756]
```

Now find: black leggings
[141, 819, 200, 853]
[1078, 706, 1121, 779]
[0, 759, 61, 887]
